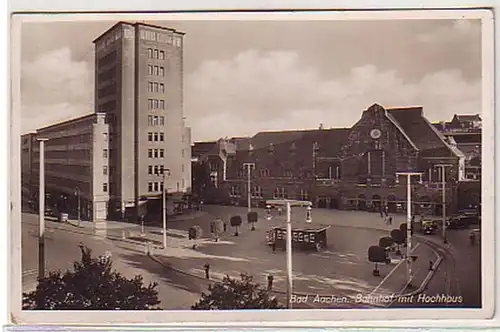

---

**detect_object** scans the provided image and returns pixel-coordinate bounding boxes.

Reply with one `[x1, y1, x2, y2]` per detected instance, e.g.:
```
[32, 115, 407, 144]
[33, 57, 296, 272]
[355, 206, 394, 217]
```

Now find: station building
[194, 103, 479, 215]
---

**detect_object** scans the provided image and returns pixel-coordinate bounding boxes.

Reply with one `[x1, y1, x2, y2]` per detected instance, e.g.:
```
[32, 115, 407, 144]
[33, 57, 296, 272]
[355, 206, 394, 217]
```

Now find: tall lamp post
[37, 138, 48, 280]
[434, 164, 453, 244]
[243, 163, 255, 213]
[266, 199, 312, 309]
[74, 187, 81, 227]
[395, 171, 423, 288]
[162, 168, 171, 249]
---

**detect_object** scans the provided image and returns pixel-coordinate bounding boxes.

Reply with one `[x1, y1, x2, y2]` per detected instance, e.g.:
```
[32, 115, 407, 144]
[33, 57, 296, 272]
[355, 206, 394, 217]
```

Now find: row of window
[98, 51, 117, 69]
[98, 66, 117, 83]
[148, 81, 165, 93]
[148, 115, 165, 126]
[148, 148, 165, 158]
[147, 48, 165, 60]
[140, 30, 182, 47]
[148, 65, 165, 77]
[148, 99, 166, 110]
[148, 181, 164, 193]
[98, 83, 116, 99]
[229, 185, 309, 200]
[148, 132, 164, 142]
[148, 165, 167, 175]
[98, 100, 117, 113]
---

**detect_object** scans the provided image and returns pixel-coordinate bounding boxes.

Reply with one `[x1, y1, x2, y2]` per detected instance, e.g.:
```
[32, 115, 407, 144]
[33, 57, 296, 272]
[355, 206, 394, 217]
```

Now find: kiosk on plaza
[267, 222, 331, 251]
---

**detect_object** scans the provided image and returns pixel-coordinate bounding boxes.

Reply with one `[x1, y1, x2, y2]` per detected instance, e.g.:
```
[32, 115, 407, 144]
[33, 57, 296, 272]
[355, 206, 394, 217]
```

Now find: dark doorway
[329, 198, 339, 209]
[372, 194, 381, 211]
[317, 198, 327, 208]
[357, 195, 367, 211]
[387, 195, 397, 213]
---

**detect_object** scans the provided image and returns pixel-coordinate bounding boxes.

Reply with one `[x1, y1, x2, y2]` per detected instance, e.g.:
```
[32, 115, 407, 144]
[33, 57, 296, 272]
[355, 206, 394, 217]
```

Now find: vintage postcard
[9, 9, 494, 325]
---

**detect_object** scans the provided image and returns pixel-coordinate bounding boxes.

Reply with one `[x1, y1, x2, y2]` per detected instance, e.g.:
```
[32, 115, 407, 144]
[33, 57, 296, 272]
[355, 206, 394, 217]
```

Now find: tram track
[398, 236, 463, 307]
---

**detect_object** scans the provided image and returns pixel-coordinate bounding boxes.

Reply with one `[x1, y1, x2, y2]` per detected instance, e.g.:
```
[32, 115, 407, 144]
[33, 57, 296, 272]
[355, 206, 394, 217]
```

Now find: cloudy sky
[19, 17, 482, 141]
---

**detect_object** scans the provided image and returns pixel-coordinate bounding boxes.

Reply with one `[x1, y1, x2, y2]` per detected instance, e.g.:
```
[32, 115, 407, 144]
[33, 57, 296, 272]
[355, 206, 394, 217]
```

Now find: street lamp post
[162, 168, 171, 249]
[243, 163, 255, 213]
[395, 171, 423, 288]
[434, 164, 453, 244]
[74, 187, 81, 227]
[266, 199, 313, 309]
[37, 138, 48, 280]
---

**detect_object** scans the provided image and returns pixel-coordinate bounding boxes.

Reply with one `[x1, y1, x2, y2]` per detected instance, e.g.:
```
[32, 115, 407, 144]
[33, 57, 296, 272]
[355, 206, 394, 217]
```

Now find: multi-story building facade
[191, 139, 238, 202]
[196, 103, 474, 215]
[434, 114, 482, 209]
[21, 133, 37, 205]
[29, 113, 110, 221]
[93, 21, 191, 218]
[434, 114, 482, 181]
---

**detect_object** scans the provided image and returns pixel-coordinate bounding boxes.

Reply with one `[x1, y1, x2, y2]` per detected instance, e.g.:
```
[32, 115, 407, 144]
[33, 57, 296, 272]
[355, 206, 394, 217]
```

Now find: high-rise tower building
[93, 21, 192, 217]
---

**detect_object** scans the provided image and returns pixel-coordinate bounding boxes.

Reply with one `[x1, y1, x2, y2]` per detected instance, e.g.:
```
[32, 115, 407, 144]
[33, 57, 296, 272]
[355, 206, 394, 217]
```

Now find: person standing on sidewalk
[267, 274, 274, 291]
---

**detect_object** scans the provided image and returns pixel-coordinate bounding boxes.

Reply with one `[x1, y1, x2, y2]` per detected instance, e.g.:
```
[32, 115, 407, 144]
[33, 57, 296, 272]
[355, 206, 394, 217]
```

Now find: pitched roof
[386, 106, 450, 152]
[248, 128, 350, 154]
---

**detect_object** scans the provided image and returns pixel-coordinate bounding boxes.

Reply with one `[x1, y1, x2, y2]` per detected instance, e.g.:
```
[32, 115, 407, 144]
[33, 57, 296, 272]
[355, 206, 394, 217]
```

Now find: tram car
[266, 222, 331, 251]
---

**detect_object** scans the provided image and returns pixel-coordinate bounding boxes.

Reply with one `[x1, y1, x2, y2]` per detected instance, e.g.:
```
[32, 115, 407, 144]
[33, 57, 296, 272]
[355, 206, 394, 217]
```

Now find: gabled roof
[386, 106, 450, 152]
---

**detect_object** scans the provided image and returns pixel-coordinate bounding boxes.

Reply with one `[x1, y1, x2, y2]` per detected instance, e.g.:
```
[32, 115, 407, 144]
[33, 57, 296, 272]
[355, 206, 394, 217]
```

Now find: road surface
[22, 213, 203, 310]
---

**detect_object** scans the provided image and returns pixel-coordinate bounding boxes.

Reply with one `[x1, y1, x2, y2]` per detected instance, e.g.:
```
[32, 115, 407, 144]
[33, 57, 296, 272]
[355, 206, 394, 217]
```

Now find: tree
[210, 218, 224, 242]
[368, 245, 387, 276]
[191, 273, 283, 310]
[247, 211, 258, 231]
[230, 215, 243, 236]
[188, 225, 203, 249]
[378, 236, 395, 250]
[22, 246, 160, 310]
[399, 222, 413, 236]
[390, 229, 405, 256]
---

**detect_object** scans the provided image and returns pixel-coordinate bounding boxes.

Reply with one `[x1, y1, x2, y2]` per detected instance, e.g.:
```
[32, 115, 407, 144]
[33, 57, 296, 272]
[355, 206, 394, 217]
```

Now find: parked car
[458, 209, 480, 224]
[44, 206, 58, 218]
[422, 220, 436, 235]
[446, 214, 471, 229]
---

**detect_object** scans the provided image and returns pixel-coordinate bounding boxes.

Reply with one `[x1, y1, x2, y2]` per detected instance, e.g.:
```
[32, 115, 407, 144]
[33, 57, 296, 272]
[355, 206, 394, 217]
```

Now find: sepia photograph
[10, 9, 494, 324]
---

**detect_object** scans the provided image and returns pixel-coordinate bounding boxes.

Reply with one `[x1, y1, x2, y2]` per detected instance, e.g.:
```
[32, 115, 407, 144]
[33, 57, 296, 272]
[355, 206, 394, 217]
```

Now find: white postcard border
[8, 8, 496, 326]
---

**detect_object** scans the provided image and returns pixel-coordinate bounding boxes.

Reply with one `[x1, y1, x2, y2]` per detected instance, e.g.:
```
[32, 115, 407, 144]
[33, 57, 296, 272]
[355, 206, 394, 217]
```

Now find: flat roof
[93, 21, 185, 44]
[272, 223, 331, 232]
[36, 113, 97, 132]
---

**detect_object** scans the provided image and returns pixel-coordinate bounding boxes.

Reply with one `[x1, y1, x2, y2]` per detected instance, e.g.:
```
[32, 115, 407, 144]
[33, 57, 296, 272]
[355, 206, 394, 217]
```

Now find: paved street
[22, 213, 203, 310]
[21, 204, 481, 309]
[148, 205, 440, 308]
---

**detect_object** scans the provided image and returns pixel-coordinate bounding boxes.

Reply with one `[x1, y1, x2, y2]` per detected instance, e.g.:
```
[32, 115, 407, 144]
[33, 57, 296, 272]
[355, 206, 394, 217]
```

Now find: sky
[19, 17, 482, 142]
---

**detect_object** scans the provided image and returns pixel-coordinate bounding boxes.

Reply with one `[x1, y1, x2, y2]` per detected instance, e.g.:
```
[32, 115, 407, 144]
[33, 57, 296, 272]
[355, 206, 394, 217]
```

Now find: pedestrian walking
[388, 216, 393, 225]
[384, 205, 389, 217]
[267, 274, 274, 291]
[271, 240, 276, 253]
[204, 263, 210, 279]
[469, 231, 475, 246]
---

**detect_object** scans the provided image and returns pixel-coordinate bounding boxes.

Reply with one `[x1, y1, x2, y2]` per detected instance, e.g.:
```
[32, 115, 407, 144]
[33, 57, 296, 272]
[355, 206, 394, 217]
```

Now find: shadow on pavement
[118, 252, 209, 296]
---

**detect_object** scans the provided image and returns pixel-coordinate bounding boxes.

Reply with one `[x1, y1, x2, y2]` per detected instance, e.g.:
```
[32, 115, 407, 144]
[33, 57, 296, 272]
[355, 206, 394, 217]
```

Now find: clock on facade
[370, 129, 382, 140]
